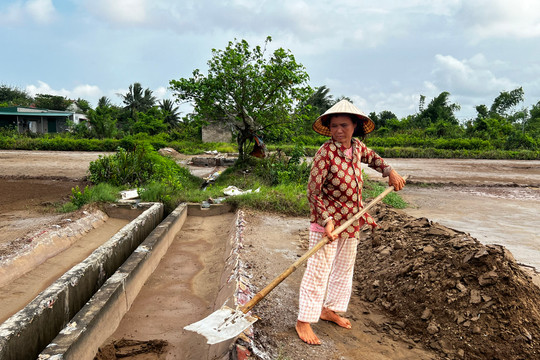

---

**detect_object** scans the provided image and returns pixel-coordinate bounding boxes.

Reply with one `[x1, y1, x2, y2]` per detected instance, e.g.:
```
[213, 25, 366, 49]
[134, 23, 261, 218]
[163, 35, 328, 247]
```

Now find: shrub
[88, 143, 202, 189]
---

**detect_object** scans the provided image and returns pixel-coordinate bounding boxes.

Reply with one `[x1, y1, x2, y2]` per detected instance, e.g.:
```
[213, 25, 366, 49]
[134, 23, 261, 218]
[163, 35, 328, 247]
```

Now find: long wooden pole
[239, 177, 407, 314]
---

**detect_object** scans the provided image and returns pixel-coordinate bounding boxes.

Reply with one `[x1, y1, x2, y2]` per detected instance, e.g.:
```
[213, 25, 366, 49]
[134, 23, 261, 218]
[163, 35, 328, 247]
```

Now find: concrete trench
[0, 202, 250, 360]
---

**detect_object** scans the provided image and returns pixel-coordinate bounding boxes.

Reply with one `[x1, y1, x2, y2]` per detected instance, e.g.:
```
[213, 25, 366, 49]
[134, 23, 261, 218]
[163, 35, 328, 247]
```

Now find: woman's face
[329, 115, 356, 146]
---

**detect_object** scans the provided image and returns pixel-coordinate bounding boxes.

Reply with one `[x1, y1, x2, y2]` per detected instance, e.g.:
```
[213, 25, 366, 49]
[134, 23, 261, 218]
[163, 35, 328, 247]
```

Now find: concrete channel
[0, 202, 246, 360]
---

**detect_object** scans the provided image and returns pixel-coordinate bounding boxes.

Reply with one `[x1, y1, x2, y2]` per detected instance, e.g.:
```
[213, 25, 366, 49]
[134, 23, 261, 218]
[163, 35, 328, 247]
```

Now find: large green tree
[169, 36, 312, 158]
[0, 85, 33, 106]
[489, 87, 524, 119]
[413, 91, 460, 128]
[34, 94, 71, 110]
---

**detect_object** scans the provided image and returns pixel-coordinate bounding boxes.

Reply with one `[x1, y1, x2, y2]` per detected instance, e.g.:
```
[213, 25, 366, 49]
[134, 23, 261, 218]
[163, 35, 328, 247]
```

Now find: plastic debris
[223, 186, 260, 196]
[120, 189, 139, 200]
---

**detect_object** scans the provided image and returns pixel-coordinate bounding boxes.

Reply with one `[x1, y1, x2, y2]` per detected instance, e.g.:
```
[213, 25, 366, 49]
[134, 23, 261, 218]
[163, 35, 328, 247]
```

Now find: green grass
[60, 183, 121, 212]
[363, 180, 408, 209]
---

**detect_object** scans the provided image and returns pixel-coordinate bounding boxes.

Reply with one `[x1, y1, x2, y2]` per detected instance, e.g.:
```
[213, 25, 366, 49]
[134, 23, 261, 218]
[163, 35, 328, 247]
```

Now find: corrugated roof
[0, 111, 71, 117]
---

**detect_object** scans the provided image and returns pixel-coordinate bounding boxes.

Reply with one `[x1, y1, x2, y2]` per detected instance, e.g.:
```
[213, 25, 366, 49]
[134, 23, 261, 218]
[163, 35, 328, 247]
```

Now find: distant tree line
[1, 37, 539, 154]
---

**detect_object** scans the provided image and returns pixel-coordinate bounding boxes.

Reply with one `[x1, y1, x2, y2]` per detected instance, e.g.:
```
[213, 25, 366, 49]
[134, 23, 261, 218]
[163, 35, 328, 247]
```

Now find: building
[0, 106, 88, 134]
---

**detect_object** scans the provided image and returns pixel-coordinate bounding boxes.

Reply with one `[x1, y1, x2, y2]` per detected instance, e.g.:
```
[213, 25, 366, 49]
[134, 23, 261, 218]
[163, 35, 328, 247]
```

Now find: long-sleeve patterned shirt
[308, 138, 392, 240]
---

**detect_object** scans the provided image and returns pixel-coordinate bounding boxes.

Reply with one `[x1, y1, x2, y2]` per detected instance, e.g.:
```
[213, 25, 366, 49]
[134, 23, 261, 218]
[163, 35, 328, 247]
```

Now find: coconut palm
[120, 83, 156, 118]
[159, 99, 181, 129]
[97, 96, 112, 109]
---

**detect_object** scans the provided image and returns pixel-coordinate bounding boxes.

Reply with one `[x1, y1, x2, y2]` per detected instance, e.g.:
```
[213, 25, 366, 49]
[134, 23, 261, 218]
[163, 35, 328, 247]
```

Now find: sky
[1, 0, 540, 121]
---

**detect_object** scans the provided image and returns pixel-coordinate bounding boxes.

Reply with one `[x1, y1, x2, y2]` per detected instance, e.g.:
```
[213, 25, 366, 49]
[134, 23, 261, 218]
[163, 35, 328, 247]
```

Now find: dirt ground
[0, 150, 109, 245]
[237, 206, 540, 360]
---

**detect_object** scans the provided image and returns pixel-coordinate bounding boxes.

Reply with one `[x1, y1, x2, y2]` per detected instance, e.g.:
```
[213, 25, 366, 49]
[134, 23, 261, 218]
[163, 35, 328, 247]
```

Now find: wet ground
[99, 212, 236, 360]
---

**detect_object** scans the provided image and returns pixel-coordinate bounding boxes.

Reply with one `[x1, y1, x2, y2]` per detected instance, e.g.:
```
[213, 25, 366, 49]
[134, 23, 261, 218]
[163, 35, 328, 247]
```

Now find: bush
[63, 183, 121, 211]
[89, 143, 202, 188]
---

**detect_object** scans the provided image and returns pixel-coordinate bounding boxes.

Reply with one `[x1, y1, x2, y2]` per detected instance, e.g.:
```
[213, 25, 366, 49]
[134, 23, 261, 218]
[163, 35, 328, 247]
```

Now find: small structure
[202, 121, 232, 143]
[0, 106, 88, 134]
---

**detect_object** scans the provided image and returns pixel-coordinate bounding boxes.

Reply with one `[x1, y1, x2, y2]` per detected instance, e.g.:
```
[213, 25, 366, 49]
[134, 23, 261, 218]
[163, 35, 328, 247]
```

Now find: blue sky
[1, 0, 540, 121]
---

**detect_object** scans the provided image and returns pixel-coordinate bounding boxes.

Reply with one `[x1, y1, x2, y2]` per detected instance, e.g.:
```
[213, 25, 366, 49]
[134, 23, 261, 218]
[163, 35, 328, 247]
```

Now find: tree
[413, 91, 460, 128]
[159, 99, 181, 129]
[119, 83, 157, 119]
[131, 107, 167, 135]
[34, 94, 71, 110]
[88, 100, 118, 139]
[526, 100, 540, 135]
[75, 98, 92, 113]
[97, 96, 112, 108]
[372, 110, 397, 128]
[169, 36, 312, 159]
[304, 85, 334, 115]
[0, 85, 33, 106]
[489, 87, 524, 119]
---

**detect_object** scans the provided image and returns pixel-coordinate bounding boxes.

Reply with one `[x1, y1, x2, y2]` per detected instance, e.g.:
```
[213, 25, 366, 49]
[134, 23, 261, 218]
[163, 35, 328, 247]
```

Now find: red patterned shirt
[308, 138, 392, 239]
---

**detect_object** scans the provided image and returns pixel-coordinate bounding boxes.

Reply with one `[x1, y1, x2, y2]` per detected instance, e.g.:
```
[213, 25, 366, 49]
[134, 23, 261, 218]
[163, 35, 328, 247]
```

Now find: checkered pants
[297, 230, 359, 323]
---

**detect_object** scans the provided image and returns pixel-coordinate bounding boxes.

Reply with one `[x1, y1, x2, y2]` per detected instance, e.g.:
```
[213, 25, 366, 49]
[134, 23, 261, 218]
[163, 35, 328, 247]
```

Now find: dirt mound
[355, 204, 540, 360]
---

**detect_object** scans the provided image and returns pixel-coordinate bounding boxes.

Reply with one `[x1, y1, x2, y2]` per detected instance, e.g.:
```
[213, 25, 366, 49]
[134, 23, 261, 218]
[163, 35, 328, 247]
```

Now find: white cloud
[26, 0, 56, 23]
[458, 0, 540, 40]
[431, 54, 515, 96]
[72, 84, 102, 99]
[85, 0, 148, 25]
[153, 86, 170, 100]
[26, 81, 70, 97]
[25, 81, 104, 108]
[0, 0, 56, 25]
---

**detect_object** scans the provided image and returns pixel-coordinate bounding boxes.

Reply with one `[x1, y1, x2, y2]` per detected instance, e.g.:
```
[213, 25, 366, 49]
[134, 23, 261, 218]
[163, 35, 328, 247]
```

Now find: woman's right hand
[325, 220, 338, 242]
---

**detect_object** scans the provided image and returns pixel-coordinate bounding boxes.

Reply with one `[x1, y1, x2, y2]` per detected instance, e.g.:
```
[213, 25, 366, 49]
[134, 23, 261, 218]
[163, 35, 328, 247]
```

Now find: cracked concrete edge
[0, 203, 165, 360]
[217, 210, 262, 360]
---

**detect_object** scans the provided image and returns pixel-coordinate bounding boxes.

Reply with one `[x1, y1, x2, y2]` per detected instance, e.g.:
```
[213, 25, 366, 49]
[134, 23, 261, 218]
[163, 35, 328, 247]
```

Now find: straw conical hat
[312, 99, 375, 137]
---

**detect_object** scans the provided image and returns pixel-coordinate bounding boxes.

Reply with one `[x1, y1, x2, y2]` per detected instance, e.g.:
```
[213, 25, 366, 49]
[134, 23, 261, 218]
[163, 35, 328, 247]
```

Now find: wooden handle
[239, 175, 408, 314]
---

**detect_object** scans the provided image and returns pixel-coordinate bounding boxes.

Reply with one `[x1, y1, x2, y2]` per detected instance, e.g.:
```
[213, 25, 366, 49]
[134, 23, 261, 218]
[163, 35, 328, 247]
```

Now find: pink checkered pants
[297, 230, 359, 323]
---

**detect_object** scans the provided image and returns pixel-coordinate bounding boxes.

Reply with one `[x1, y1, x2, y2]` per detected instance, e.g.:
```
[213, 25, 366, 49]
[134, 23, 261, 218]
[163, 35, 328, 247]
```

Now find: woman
[296, 100, 405, 345]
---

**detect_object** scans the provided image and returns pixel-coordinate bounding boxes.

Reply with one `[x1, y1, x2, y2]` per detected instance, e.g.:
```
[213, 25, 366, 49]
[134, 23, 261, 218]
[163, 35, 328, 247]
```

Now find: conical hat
[312, 99, 375, 137]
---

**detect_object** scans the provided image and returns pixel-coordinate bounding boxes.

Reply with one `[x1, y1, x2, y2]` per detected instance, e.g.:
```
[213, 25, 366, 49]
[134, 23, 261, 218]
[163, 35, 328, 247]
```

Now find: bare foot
[320, 308, 352, 329]
[295, 320, 321, 345]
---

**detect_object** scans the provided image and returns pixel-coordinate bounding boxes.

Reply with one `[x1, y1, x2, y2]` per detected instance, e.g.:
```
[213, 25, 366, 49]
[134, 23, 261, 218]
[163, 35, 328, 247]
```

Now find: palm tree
[159, 99, 181, 129]
[119, 83, 156, 118]
[307, 85, 334, 114]
[97, 96, 112, 109]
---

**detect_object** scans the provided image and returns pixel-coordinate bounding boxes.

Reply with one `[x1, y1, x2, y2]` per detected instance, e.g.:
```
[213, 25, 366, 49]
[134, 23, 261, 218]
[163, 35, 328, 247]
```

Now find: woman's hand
[325, 220, 338, 242]
[388, 169, 406, 191]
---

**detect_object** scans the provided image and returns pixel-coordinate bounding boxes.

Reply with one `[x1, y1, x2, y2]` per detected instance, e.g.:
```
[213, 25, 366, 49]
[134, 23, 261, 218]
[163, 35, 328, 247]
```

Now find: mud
[94, 339, 168, 360]
[2, 151, 540, 360]
[99, 212, 236, 360]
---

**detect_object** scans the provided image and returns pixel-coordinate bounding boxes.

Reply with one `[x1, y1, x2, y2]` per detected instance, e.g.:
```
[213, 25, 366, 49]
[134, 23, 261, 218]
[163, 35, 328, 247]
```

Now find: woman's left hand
[388, 169, 406, 191]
